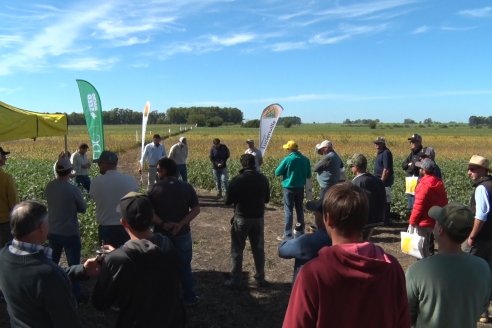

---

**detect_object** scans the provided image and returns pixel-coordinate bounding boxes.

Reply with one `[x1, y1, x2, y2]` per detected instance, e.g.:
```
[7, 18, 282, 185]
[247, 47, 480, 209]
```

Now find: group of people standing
[0, 131, 492, 327]
[0, 134, 199, 327]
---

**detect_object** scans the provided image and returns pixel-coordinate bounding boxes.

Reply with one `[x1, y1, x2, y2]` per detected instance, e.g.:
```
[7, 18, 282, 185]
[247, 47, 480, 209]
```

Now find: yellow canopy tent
[0, 100, 67, 142]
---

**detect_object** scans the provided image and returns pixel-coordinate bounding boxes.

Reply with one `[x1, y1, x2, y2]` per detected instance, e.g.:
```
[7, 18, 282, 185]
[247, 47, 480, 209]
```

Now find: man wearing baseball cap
[402, 134, 424, 218]
[408, 158, 448, 258]
[406, 203, 491, 328]
[244, 139, 263, 171]
[275, 141, 311, 240]
[92, 192, 185, 327]
[90, 151, 139, 248]
[373, 137, 394, 225]
[314, 140, 342, 198]
[466, 154, 492, 322]
[0, 146, 19, 248]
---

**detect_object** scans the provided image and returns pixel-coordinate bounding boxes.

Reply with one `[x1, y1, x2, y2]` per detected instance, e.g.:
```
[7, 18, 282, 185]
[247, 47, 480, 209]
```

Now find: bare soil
[1, 148, 490, 327]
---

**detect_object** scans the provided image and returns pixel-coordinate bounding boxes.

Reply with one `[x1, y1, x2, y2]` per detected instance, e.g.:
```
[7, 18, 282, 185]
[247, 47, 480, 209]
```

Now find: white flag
[141, 101, 150, 158]
[259, 103, 283, 156]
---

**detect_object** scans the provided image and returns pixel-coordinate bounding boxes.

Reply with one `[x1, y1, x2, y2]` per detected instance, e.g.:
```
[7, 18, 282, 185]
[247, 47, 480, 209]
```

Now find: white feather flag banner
[259, 103, 283, 156]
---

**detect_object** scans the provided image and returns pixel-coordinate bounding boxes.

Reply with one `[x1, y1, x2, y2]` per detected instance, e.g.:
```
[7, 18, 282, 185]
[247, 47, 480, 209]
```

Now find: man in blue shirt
[278, 205, 331, 281]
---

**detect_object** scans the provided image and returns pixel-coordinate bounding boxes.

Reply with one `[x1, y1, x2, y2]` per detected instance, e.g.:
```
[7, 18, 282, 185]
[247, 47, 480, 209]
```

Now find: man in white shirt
[70, 143, 91, 192]
[140, 134, 166, 191]
[169, 137, 189, 182]
[91, 151, 138, 248]
[244, 139, 263, 171]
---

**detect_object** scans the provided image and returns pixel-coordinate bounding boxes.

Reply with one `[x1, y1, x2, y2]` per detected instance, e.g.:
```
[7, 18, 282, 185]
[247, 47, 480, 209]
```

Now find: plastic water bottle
[294, 223, 304, 238]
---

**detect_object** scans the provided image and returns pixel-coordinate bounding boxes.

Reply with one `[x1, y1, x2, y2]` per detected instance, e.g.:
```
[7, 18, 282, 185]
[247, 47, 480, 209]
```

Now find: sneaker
[184, 296, 200, 307]
[276, 234, 293, 241]
[479, 315, 489, 323]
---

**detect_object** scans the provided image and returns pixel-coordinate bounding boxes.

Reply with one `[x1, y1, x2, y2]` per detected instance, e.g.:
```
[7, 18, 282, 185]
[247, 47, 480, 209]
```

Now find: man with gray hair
[0, 201, 99, 327]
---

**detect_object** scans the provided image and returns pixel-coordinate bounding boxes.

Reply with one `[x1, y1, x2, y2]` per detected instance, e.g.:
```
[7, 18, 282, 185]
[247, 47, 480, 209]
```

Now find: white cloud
[458, 7, 492, 18]
[0, 3, 113, 75]
[58, 57, 118, 71]
[310, 23, 387, 45]
[0, 35, 23, 47]
[316, 0, 417, 19]
[209, 34, 256, 46]
[112, 37, 150, 47]
[96, 21, 157, 40]
[441, 25, 477, 32]
[269, 41, 306, 52]
[411, 25, 429, 34]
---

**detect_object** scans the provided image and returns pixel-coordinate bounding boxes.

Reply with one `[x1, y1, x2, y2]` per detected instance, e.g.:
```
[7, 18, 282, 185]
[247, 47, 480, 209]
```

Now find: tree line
[469, 116, 492, 126]
[67, 108, 166, 125]
[66, 107, 243, 126]
[166, 107, 243, 127]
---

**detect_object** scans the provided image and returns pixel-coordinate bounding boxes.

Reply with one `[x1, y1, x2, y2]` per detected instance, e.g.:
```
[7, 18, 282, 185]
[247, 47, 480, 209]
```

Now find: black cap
[119, 192, 153, 231]
[93, 150, 118, 164]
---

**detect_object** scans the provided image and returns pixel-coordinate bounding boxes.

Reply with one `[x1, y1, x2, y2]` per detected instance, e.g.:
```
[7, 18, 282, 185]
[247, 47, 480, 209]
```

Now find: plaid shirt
[8, 239, 52, 260]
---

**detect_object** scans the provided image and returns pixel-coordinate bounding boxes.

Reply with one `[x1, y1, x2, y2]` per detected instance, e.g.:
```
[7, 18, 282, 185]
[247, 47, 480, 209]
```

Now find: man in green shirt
[275, 140, 311, 240]
[406, 203, 491, 327]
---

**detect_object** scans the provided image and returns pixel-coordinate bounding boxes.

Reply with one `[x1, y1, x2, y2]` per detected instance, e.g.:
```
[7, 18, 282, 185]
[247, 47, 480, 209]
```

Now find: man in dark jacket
[209, 138, 230, 198]
[92, 192, 185, 327]
[225, 154, 270, 288]
[0, 201, 99, 328]
[402, 134, 424, 217]
[348, 153, 386, 240]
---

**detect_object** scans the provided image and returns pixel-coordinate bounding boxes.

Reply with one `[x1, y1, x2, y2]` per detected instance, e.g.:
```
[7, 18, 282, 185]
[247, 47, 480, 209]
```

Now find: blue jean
[212, 168, 228, 194]
[48, 234, 81, 299]
[407, 194, 415, 211]
[98, 225, 130, 248]
[75, 175, 91, 192]
[170, 232, 196, 303]
[283, 188, 305, 237]
[177, 164, 188, 183]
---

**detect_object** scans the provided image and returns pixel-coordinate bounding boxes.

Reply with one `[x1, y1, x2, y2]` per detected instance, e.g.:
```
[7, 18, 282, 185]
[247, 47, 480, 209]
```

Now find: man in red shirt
[283, 183, 410, 328]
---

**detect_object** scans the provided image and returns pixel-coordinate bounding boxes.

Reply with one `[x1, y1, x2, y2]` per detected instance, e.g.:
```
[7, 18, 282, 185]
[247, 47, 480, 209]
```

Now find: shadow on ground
[187, 270, 291, 328]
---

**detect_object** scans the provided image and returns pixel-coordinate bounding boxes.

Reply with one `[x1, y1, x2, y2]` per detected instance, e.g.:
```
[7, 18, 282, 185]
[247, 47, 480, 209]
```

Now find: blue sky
[0, 0, 491, 123]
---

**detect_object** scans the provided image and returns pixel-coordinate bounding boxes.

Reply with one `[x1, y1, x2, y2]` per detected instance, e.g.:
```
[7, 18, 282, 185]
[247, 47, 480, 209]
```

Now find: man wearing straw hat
[465, 154, 492, 323]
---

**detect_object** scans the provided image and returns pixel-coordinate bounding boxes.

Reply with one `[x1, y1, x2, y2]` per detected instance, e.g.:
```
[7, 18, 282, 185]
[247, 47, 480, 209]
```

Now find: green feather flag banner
[76, 79, 105, 160]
